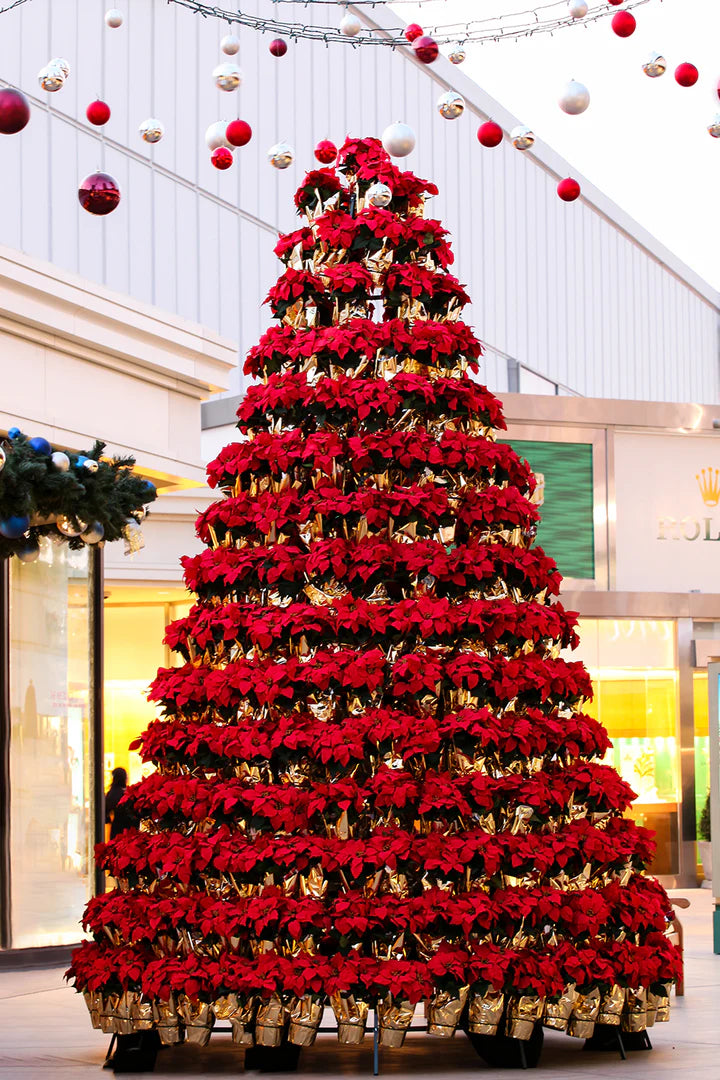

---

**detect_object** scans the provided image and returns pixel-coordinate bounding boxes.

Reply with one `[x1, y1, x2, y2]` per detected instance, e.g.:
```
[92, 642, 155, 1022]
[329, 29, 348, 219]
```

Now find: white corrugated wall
[0, 0, 716, 401]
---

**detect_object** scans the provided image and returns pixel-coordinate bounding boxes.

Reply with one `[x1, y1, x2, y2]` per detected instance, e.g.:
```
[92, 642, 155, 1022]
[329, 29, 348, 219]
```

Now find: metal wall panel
[0, 0, 715, 405]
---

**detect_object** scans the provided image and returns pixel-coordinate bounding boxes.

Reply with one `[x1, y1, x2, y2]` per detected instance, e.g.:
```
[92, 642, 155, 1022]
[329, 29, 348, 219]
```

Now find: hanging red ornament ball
[477, 121, 503, 148]
[405, 24, 423, 43]
[608, 0, 623, 5]
[717, 77, 720, 100]
[86, 99, 111, 126]
[0, 87, 30, 135]
[412, 35, 439, 64]
[557, 177, 581, 202]
[269, 38, 287, 57]
[226, 119, 252, 146]
[611, 12, 636, 37]
[78, 172, 120, 215]
[211, 146, 233, 170]
[314, 139, 337, 165]
[675, 62, 699, 87]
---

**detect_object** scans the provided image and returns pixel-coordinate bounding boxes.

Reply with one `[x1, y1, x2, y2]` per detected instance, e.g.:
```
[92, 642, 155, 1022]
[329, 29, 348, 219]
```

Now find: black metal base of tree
[465, 1024, 544, 1069]
[106, 1030, 160, 1073]
[244, 1041, 302, 1072]
[584, 1025, 652, 1055]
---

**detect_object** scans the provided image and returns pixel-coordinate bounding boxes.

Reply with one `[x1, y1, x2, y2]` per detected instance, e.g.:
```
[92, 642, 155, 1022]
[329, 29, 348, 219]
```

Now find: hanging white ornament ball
[213, 61, 242, 91]
[81, 522, 105, 544]
[221, 34, 240, 56]
[105, 8, 123, 28]
[205, 120, 232, 150]
[339, 14, 362, 37]
[437, 91, 465, 120]
[643, 52, 667, 78]
[139, 117, 164, 143]
[83, 458, 99, 474]
[559, 80, 590, 115]
[268, 142, 294, 169]
[708, 114, 720, 138]
[57, 515, 87, 538]
[367, 181, 393, 208]
[568, 1, 588, 18]
[38, 62, 65, 92]
[382, 121, 416, 157]
[511, 125, 535, 150]
[448, 47, 466, 65]
[50, 451, 70, 472]
[0, 445, 5, 473]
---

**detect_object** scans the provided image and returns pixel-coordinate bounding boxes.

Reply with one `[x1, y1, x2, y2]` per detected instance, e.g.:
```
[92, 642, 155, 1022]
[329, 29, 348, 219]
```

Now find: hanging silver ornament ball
[205, 120, 231, 150]
[382, 121, 416, 158]
[268, 142, 294, 169]
[448, 47, 466, 65]
[708, 114, 720, 138]
[511, 125, 535, 150]
[568, 1, 588, 18]
[57, 515, 87, 538]
[437, 91, 465, 120]
[81, 521, 105, 544]
[213, 61, 242, 91]
[139, 117, 164, 143]
[339, 14, 362, 37]
[220, 34, 240, 56]
[51, 451, 70, 472]
[367, 181, 393, 208]
[0, 445, 5, 473]
[559, 79, 590, 115]
[643, 52, 667, 78]
[38, 62, 65, 92]
[105, 8, 123, 28]
[132, 506, 147, 523]
[52, 57, 71, 78]
[82, 458, 99, 473]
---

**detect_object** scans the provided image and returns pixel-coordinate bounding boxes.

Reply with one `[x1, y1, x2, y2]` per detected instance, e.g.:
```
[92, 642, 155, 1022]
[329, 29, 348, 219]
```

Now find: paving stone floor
[0, 890, 718, 1078]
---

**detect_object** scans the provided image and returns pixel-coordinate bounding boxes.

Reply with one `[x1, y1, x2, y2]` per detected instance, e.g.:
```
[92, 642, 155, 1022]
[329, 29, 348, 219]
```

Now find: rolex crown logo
[696, 467, 720, 507]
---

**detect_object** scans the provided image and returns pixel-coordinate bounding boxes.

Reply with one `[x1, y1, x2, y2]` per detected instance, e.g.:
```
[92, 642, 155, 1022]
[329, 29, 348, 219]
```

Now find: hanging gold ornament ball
[220, 34, 240, 56]
[57, 515, 87, 537]
[367, 181, 393, 208]
[708, 114, 720, 138]
[213, 62, 242, 91]
[437, 91, 465, 120]
[558, 79, 590, 115]
[268, 142, 294, 169]
[511, 125, 535, 150]
[139, 117, 164, 143]
[0, 445, 5, 472]
[643, 52, 666, 78]
[105, 8, 123, 28]
[448, 47, 466, 65]
[82, 458, 99, 473]
[38, 62, 65, 92]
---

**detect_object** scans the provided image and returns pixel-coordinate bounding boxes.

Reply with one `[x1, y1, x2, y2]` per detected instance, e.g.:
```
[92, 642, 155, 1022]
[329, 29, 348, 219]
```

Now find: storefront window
[572, 619, 679, 875]
[693, 671, 710, 837]
[8, 538, 92, 948]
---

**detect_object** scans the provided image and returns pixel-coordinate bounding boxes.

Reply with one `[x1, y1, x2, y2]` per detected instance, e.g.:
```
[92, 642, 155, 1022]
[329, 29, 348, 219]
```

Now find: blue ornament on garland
[143, 480, 156, 497]
[75, 455, 88, 468]
[28, 436, 52, 455]
[7, 427, 22, 439]
[0, 515, 30, 539]
[16, 539, 40, 563]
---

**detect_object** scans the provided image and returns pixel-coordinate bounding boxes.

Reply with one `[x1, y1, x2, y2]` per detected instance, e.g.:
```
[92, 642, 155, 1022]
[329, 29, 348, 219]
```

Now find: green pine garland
[0, 433, 157, 559]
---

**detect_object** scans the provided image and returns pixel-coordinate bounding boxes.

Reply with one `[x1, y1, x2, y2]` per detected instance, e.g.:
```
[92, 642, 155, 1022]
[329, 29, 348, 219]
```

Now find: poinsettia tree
[68, 136, 679, 1061]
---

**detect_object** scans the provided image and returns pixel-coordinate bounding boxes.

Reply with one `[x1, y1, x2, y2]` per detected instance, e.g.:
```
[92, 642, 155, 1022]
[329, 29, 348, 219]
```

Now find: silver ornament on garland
[381, 121, 416, 158]
[81, 522, 105, 544]
[17, 540, 40, 563]
[213, 62, 242, 91]
[220, 34, 240, 56]
[105, 8, 123, 28]
[366, 181, 393, 208]
[708, 115, 720, 139]
[568, 1, 588, 19]
[448, 47, 466, 65]
[643, 52, 666, 78]
[0, 446, 5, 473]
[511, 125, 535, 150]
[82, 458, 99, 474]
[50, 451, 70, 472]
[57, 515, 87, 538]
[268, 142, 294, 169]
[139, 117, 164, 143]
[559, 80, 590, 115]
[38, 62, 65, 92]
[437, 91, 465, 120]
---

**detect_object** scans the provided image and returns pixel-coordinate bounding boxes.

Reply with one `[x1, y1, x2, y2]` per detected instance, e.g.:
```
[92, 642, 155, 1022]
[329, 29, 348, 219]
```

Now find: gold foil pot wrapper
[543, 984, 578, 1032]
[649, 984, 671, 1024]
[426, 986, 469, 1038]
[506, 996, 545, 1041]
[300, 865, 327, 899]
[598, 984, 626, 1027]
[83, 990, 102, 1030]
[177, 996, 214, 1047]
[378, 996, 416, 1048]
[100, 991, 134, 1035]
[152, 996, 182, 1045]
[331, 993, 370, 1045]
[567, 987, 601, 1039]
[288, 994, 323, 1046]
[468, 989, 505, 1035]
[130, 996, 155, 1031]
[622, 987, 648, 1033]
[255, 994, 287, 1047]
[213, 994, 256, 1046]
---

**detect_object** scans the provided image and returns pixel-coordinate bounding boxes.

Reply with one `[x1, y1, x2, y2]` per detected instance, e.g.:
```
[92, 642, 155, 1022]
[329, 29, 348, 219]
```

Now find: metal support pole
[708, 662, 720, 953]
[0, 561, 11, 949]
[89, 545, 105, 897]
[373, 1008, 379, 1076]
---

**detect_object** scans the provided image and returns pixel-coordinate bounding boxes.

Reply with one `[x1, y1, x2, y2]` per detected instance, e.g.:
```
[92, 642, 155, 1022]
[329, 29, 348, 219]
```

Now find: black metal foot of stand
[465, 1024, 544, 1069]
[244, 1041, 302, 1072]
[105, 1031, 160, 1073]
[584, 1024, 651, 1057]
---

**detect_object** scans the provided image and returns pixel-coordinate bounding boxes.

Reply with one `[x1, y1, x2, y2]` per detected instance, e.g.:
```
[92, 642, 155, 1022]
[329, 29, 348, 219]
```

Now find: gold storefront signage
[657, 467, 720, 541]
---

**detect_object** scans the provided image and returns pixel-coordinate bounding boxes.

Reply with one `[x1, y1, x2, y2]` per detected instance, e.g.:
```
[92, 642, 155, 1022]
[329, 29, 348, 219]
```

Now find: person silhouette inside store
[104, 767, 138, 839]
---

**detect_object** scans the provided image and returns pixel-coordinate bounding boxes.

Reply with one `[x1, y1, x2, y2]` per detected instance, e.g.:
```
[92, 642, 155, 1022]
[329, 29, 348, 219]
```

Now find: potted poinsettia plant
[699, 791, 712, 886]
